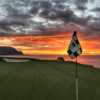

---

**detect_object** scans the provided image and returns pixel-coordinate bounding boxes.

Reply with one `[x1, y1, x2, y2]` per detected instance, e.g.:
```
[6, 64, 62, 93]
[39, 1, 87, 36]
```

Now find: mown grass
[0, 60, 100, 100]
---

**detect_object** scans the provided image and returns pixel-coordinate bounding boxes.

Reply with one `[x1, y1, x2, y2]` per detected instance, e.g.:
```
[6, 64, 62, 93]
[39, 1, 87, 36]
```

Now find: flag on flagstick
[67, 31, 82, 100]
[67, 31, 82, 59]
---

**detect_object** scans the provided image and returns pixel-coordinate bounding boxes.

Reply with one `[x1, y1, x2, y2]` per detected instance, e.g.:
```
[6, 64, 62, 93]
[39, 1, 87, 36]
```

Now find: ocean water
[66, 55, 100, 68]
[32, 55, 100, 68]
[77, 55, 100, 68]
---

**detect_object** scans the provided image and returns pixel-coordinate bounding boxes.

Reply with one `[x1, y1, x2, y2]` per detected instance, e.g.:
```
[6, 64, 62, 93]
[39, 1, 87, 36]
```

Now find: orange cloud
[0, 32, 99, 55]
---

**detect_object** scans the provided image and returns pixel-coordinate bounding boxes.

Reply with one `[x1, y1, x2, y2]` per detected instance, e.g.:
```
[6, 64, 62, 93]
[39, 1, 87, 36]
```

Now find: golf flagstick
[75, 57, 78, 100]
[67, 31, 82, 100]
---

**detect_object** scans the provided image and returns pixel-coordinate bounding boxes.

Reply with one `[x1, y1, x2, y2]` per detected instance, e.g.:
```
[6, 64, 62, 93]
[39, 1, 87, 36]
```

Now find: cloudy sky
[0, 0, 100, 35]
[0, 0, 100, 55]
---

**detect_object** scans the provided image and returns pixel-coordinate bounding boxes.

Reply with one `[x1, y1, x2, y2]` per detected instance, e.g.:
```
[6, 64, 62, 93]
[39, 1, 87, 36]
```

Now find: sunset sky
[0, 0, 100, 55]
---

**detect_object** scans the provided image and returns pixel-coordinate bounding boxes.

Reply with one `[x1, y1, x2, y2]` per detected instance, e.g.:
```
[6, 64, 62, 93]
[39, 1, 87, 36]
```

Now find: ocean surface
[31, 55, 100, 68]
[76, 55, 100, 68]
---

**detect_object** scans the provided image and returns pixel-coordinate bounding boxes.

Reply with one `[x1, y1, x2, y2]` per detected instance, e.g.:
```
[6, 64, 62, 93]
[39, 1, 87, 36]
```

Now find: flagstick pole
[75, 57, 79, 100]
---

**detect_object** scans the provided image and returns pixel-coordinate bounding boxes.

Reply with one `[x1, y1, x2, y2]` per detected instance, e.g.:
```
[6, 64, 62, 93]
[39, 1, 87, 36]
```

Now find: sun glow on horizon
[0, 32, 100, 55]
[0, 38, 13, 46]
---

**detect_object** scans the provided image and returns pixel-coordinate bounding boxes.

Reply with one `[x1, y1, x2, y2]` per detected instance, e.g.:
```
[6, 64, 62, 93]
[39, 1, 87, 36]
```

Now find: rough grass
[0, 60, 100, 100]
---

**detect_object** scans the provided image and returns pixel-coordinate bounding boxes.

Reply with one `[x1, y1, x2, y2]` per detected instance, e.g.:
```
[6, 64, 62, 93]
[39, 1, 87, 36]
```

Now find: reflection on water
[77, 55, 100, 68]
[66, 55, 100, 68]
[31, 55, 100, 68]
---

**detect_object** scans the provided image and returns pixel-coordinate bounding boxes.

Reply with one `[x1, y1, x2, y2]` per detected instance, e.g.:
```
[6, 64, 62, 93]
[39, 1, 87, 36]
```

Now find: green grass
[0, 60, 100, 100]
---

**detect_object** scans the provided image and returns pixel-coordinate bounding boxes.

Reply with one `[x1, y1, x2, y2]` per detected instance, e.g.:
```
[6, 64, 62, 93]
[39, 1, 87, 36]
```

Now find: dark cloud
[0, 17, 29, 26]
[0, 0, 99, 37]
[88, 21, 100, 32]
[92, 7, 100, 12]
[74, 0, 88, 11]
